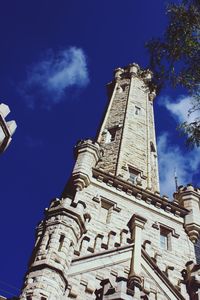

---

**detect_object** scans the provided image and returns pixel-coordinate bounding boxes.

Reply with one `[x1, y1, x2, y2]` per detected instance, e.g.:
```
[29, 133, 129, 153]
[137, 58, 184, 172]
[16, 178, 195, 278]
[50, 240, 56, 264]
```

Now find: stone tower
[19, 64, 200, 300]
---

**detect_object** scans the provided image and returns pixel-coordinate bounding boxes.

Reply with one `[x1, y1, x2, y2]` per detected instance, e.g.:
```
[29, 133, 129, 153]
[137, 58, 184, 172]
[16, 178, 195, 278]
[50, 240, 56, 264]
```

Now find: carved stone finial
[127, 274, 142, 292]
[114, 68, 124, 81]
[129, 63, 140, 77]
[148, 90, 156, 101]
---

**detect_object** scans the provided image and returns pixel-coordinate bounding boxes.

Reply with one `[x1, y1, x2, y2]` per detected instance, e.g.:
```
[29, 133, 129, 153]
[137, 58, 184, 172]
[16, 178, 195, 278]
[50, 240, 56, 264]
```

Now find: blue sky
[0, 0, 199, 297]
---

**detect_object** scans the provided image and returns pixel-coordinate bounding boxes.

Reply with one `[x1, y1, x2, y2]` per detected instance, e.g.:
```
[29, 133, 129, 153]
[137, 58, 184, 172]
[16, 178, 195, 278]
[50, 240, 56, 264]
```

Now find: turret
[174, 184, 200, 243]
[19, 197, 90, 299]
[72, 139, 102, 191]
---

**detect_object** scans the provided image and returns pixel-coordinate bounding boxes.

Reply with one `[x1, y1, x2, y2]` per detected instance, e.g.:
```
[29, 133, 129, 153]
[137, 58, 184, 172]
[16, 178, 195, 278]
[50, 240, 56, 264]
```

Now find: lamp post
[0, 103, 17, 153]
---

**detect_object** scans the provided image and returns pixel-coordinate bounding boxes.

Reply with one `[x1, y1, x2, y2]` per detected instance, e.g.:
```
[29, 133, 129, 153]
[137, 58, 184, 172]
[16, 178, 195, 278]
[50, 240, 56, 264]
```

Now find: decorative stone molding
[152, 222, 180, 239]
[72, 172, 90, 191]
[93, 168, 189, 218]
[92, 196, 121, 213]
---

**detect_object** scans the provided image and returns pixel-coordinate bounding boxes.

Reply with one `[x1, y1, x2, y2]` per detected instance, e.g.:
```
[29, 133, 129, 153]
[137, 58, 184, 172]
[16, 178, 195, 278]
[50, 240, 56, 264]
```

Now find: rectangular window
[128, 167, 139, 184]
[160, 228, 170, 250]
[160, 234, 168, 250]
[100, 200, 112, 224]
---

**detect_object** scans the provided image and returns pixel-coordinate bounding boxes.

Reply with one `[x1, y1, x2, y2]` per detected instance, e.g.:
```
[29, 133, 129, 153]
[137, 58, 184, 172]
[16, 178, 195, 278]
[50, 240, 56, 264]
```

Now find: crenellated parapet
[113, 64, 154, 92]
[74, 227, 132, 257]
[72, 139, 102, 191]
[114, 64, 156, 102]
[19, 197, 91, 300]
[174, 184, 200, 243]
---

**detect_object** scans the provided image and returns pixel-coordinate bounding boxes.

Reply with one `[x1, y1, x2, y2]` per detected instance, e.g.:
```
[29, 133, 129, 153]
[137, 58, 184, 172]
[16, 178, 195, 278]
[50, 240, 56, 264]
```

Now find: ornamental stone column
[127, 214, 147, 298]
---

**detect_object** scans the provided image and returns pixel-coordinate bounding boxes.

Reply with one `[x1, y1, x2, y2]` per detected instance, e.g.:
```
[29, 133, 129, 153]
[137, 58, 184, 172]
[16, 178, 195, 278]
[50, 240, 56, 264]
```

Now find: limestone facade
[18, 64, 200, 300]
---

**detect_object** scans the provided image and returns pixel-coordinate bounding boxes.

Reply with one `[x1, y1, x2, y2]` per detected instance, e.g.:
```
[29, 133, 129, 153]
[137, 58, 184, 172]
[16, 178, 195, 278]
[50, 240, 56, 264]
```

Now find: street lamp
[0, 103, 17, 153]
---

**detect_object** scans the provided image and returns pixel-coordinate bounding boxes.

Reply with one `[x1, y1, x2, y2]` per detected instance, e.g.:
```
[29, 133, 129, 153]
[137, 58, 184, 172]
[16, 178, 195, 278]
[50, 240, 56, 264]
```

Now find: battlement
[114, 63, 153, 83]
[175, 184, 200, 195]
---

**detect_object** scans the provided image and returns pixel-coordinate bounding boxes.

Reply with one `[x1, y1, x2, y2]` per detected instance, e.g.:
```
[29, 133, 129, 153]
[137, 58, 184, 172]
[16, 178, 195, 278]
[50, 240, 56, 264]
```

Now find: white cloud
[160, 95, 199, 123]
[157, 132, 200, 198]
[19, 47, 89, 108]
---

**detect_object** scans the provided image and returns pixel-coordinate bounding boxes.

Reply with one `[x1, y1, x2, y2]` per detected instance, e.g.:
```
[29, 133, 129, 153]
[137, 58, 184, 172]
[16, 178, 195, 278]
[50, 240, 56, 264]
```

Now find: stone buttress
[19, 64, 200, 300]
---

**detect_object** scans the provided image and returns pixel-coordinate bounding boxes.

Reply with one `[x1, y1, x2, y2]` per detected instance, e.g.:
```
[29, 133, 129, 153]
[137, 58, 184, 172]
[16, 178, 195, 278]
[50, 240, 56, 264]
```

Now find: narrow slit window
[58, 234, 65, 252]
[150, 141, 156, 152]
[45, 234, 52, 250]
[135, 106, 141, 115]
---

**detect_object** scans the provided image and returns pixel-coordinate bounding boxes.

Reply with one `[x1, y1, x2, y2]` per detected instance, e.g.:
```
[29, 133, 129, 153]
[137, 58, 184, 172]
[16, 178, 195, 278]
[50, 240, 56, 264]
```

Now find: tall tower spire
[97, 63, 159, 192]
